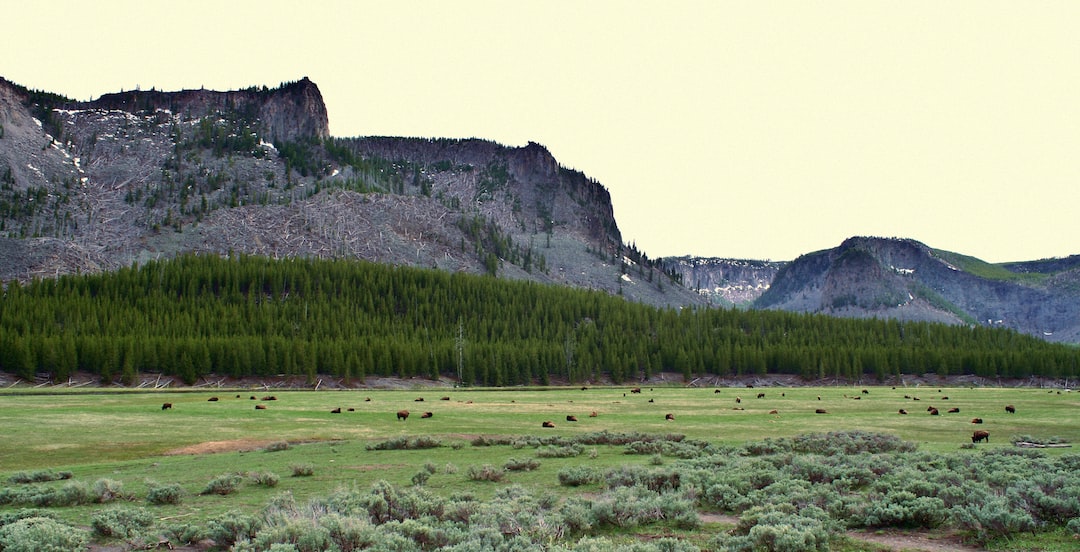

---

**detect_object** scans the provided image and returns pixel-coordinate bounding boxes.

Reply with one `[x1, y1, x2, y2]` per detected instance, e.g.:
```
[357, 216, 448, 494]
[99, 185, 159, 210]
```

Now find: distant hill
[753, 237, 1080, 344]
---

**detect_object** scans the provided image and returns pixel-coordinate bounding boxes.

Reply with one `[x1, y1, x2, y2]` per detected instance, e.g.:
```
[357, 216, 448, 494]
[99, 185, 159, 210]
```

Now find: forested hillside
[1, 255, 1075, 386]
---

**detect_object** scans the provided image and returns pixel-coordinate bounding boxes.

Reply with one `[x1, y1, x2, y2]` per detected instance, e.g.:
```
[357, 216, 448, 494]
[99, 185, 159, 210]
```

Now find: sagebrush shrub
[466, 464, 505, 482]
[201, 473, 243, 495]
[206, 510, 262, 547]
[250, 471, 280, 487]
[504, 457, 541, 471]
[90, 506, 154, 539]
[0, 516, 88, 552]
[290, 463, 315, 477]
[146, 481, 184, 505]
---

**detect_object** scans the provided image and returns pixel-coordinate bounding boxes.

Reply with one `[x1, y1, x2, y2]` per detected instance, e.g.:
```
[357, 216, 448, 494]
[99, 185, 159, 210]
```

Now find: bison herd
[155, 386, 1037, 447]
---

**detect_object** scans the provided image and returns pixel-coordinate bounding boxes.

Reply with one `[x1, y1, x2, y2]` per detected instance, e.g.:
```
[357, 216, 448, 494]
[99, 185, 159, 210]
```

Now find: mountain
[753, 236, 1080, 343]
[0, 76, 703, 308]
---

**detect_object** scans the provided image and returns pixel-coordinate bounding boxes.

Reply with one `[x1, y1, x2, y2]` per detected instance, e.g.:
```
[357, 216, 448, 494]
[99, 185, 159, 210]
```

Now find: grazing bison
[330, 407, 341, 414]
[161, 403, 173, 410]
[972, 430, 990, 443]
[735, 397, 742, 404]
[898, 409, 908, 415]
[542, 421, 555, 428]
[665, 413, 675, 421]
[971, 418, 983, 424]
[208, 397, 219, 402]
[929, 407, 940, 415]
[947, 407, 960, 413]
[250, 396, 257, 400]
[414, 397, 424, 402]
[255, 404, 267, 410]
[769, 409, 779, 415]
[756, 393, 765, 399]
[566, 415, 578, 422]
[440, 396, 450, 401]
[262, 396, 277, 401]
[630, 388, 642, 394]
[861, 389, 869, 395]
[1005, 405, 1016, 414]
[347, 408, 355, 412]
[815, 409, 828, 414]
[420, 412, 433, 418]
[396, 410, 409, 421]
[714, 389, 722, 394]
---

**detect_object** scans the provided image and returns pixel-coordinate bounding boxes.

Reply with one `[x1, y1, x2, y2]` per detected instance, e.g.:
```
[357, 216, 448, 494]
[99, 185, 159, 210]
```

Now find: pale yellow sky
[3, 1, 1077, 262]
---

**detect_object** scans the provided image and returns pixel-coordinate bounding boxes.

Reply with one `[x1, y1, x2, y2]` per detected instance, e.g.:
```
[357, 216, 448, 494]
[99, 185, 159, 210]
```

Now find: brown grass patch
[164, 439, 279, 455]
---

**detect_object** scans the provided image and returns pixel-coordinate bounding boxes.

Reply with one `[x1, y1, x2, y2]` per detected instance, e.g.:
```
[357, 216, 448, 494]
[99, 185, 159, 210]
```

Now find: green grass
[930, 248, 1050, 284]
[1, 384, 1077, 539]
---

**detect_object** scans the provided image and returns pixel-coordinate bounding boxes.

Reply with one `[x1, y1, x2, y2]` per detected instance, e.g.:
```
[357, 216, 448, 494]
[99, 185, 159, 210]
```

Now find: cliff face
[0, 77, 699, 309]
[662, 257, 784, 306]
[77, 77, 329, 143]
[754, 237, 1080, 343]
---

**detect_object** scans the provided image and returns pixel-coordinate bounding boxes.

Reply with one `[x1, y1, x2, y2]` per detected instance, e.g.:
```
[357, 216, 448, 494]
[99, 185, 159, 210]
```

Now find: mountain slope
[0, 77, 701, 308]
[754, 237, 1080, 343]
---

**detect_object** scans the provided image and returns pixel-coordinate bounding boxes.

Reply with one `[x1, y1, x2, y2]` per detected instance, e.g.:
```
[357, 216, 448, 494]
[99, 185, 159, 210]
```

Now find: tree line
[0, 254, 1075, 385]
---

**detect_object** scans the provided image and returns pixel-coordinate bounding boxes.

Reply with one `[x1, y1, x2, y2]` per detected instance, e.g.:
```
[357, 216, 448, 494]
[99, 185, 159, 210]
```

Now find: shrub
[0, 517, 88, 552]
[264, 441, 291, 452]
[1068, 517, 1080, 536]
[6, 470, 73, 484]
[558, 466, 602, 487]
[250, 471, 281, 487]
[164, 522, 206, 546]
[952, 495, 1037, 545]
[90, 506, 154, 539]
[466, 464, 505, 482]
[536, 444, 584, 458]
[92, 478, 128, 502]
[201, 473, 243, 495]
[253, 518, 334, 552]
[206, 510, 262, 547]
[862, 490, 948, 529]
[290, 463, 315, 477]
[411, 470, 431, 486]
[366, 436, 442, 450]
[504, 457, 541, 471]
[716, 504, 838, 552]
[146, 481, 185, 505]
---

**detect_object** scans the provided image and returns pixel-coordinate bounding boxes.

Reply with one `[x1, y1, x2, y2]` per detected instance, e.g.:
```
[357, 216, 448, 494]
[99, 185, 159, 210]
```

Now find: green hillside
[1, 255, 1076, 385]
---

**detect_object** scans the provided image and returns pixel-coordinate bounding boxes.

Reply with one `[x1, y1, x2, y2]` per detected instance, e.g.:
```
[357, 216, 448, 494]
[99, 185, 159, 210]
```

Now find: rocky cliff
[661, 256, 784, 306]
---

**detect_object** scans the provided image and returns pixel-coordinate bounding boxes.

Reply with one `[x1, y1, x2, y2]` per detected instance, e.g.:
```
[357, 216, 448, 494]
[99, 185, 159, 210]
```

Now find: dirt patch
[847, 529, 983, 552]
[163, 439, 279, 455]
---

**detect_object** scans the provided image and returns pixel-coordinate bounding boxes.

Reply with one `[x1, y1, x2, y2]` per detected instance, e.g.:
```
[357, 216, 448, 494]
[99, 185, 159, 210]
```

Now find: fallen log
[1014, 442, 1072, 448]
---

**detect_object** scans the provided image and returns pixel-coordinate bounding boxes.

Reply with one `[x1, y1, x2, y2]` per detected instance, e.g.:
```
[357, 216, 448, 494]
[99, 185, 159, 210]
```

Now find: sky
[3, 1, 1078, 263]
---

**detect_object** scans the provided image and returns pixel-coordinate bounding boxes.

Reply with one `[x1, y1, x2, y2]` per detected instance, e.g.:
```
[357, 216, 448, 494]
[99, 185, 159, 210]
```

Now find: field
[0, 383, 1077, 550]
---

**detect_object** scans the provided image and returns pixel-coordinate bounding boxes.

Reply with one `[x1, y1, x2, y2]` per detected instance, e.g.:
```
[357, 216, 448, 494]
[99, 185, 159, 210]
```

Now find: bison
[330, 407, 341, 414]
[566, 415, 578, 422]
[440, 396, 450, 401]
[815, 408, 828, 414]
[929, 407, 940, 415]
[414, 397, 425, 402]
[542, 421, 555, 428]
[861, 389, 869, 395]
[898, 409, 908, 415]
[420, 412, 433, 418]
[972, 430, 990, 443]
[396, 410, 409, 421]
[207, 397, 219, 402]
[714, 389, 722, 394]
[947, 407, 960, 413]
[756, 393, 765, 399]
[161, 403, 173, 410]
[1005, 405, 1016, 414]
[769, 409, 779, 415]
[255, 404, 267, 410]
[735, 397, 742, 404]
[971, 418, 983, 424]
[665, 413, 675, 421]
[589, 411, 598, 417]
[630, 387, 642, 394]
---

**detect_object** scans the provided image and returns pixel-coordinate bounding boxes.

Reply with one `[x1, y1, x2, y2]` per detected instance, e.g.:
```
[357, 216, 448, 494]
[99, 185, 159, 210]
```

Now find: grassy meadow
[0, 383, 1077, 549]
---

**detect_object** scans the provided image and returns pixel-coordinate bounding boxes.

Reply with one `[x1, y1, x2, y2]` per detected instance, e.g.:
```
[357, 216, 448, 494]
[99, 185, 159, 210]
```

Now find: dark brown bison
[971, 418, 983, 424]
[250, 396, 257, 400]
[420, 412, 433, 418]
[566, 415, 578, 422]
[735, 397, 742, 404]
[262, 396, 277, 401]
[1005, 405, 1016, 414]
[440, 396, 450, 401]
[161, 403, 172, 410]
[815, 409, 828, 414]
[347, 408, 355, 412]
[414, 397, 425, 402]
[330, 407, 341, 414]
[947, 407, 960, 413]
[255, 404, 267, 410]
[929, 407, 940, 415]
[972, 430, 990, 443]
[665, 413, 675, 421]
[542, 421, 555, 428]
[714, 389, 722, 394]
[769, 409, 779, 415]
[861, 389, 869, 395]
[898, 409, 908, 415]
[756, 393, 765, 399]
[396, 410, 409, 421]
[208, 397, 219, 402]
[630, 388, 642, 394]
